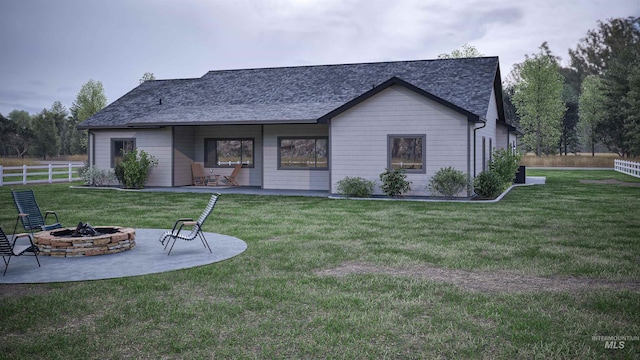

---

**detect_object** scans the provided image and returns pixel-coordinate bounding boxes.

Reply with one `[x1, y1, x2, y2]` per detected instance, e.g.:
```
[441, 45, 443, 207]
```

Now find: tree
[512, 45, 566, 156]
[570, 17, 640, 156]
[65, 108, 85, 155]
[47, 101, 70, 155]
[72, 79, 107, 122]
[0, 113, 16, 156]
[71, 79, 107, 155]
[7, 110, 34, 158]
[139, 72, 156, 84]
[558, 67, 582, 155]
[569, 17, 640, 78]
[626, 66, 640, 156]
[437, 43, 484, 59]
[578, 75, 606, 156]
[31, 108, 61, 159]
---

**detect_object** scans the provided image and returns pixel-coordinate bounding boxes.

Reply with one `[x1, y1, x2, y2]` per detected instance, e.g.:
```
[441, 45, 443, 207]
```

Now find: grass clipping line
[317, 262, 640, 293]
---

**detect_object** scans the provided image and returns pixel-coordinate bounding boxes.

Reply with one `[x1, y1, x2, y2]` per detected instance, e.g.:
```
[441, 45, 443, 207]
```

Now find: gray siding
[263, 124, 329, 190]
[174, 127, 196, 186]
[496, 125, 509, 150]
[474, 88, 498, 176]
[330, 85, 469, 196]
[93, 128, 173, 187]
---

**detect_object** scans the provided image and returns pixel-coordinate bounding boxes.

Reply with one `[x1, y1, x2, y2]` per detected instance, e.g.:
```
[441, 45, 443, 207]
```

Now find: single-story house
[78, 57, 518, 196]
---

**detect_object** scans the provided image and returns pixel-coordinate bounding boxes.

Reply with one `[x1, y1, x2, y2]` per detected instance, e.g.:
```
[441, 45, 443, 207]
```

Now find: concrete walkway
[0, 229, 247, 284]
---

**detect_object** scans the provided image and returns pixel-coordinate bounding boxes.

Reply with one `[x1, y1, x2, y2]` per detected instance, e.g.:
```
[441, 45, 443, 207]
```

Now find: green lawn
[1, 170, 639, 359]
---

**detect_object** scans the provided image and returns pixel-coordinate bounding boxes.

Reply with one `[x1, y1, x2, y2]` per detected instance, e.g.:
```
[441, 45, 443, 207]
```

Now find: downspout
[88, 131, 95, 167]
[473, 120, 487, 178]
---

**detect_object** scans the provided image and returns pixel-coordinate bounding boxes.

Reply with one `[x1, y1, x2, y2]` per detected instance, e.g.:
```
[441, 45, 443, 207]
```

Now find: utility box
[515, 165, 526, 184]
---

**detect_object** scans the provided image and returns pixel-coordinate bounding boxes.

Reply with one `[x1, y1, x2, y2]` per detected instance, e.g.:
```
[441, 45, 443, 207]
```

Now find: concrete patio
[0, 229, 247, 284]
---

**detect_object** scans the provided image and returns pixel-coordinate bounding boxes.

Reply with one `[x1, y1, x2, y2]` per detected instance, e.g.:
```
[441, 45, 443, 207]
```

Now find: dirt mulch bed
[579, 179, 640, 187]
[316, 262, 640, 294]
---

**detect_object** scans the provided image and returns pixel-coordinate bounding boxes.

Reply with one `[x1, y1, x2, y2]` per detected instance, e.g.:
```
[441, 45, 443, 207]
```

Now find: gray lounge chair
[159, 193, 221, 255]
[0, 225, 40, 276]
[12, 189, 62, 232]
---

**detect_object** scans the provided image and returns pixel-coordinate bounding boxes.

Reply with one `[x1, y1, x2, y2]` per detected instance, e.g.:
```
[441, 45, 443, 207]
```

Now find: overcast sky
[1, 0, 638, 117]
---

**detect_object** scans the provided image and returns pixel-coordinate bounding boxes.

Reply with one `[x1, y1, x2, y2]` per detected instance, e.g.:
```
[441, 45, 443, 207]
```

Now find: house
[78, 57, 518, 196]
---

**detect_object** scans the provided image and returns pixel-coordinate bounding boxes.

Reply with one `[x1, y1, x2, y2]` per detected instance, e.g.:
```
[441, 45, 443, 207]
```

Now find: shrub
[336, 177, 376, 198]
[118, 149, 158, 189]
[427, 167, 468, 198]
[81, 167, 115, 187]
[473, 171, 503, 198]
[489, 148, 523, 188]
[379, 168, 411, 197]
[77, 161, 89, 179]
[114, 161, 125, 184]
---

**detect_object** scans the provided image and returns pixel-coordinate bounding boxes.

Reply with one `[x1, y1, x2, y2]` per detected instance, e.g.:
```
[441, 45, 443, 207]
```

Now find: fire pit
[33, 223, 136, 257]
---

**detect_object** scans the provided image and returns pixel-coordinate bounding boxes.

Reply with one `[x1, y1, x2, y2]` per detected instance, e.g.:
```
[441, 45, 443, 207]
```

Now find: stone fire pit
[33, 225, 136, 257]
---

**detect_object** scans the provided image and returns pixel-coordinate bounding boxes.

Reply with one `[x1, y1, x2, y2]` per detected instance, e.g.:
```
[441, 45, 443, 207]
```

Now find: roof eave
[124, 118, 320, 128]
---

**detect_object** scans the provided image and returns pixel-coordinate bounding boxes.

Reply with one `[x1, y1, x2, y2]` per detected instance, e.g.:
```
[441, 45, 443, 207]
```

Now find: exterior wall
[496, 125, 509, 150]
[174, 126, 196, 186]
[330, 85, 469, 196]
[263, 124, 329, 190]
[508, 131, 518, 149]
[474, 87, 499, 176]
[92, 128, 173, 187]
[192, 125, 263, 187]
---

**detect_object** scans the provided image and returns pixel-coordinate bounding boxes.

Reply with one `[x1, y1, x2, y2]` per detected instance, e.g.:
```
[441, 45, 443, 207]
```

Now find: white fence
[614, 159, 640, 178]
[0, 163, 84, 186]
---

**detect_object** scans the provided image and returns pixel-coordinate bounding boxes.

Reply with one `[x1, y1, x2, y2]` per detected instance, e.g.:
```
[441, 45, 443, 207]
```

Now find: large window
[388, 135, 425, 173]
[278, 137, 328, 170]
[111, 138, 135, 167]
[205, 139, 254, 168]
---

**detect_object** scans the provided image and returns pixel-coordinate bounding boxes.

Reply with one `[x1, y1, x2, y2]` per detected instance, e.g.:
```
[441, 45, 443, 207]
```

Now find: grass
[0, 170, 639, 359]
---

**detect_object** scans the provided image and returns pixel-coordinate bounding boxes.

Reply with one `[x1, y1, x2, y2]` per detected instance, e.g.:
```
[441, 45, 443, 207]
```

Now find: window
[111, 138, 135, 167]
[278, 137, 328, 169]
[205, 139, 254, 168]
[388, 135, 425, 173]
[482, 137, 487, 171]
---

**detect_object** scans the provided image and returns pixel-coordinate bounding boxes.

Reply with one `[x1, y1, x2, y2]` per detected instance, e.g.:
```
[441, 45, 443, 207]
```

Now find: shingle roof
[78, 57, 501, 129]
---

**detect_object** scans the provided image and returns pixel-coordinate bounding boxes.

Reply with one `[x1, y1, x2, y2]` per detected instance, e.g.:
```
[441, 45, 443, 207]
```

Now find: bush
[427, 167, 468, 198]
[114, 161, 125, 184]
[81, 167, 115, 187]
[336, 177, 375, 198]
[473, 171, 503, 198]
[118, 149, 158, 189]
[379, 168, 411, 197]
[489, 148, 523, 188]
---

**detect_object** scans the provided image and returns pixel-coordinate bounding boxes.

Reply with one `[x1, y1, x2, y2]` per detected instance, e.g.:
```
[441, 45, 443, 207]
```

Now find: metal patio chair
[11, 189, 62, 233]
[0, 225, 40, 276]
[159, 193, 221, 255]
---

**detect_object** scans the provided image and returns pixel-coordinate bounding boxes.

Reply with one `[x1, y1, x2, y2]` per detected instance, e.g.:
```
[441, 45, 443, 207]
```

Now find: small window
[388, 135, 425, 173]
[111, 138, 135, 167]
[205, 139, 254, 168]
[278, 137, 328, 170]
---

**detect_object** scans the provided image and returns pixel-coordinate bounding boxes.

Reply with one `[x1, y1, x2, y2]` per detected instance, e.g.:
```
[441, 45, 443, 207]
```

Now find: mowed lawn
[0, 170, 638, 359]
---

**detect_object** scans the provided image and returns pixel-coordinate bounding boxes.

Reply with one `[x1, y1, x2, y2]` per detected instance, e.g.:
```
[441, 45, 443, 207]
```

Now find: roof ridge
[202, 56, 499, 77]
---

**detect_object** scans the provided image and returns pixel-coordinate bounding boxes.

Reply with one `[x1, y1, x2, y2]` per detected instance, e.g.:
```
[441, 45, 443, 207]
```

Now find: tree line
[0, 80, 106, 159]
[503, 16, 640, 157]
[0, 73, 155, 159]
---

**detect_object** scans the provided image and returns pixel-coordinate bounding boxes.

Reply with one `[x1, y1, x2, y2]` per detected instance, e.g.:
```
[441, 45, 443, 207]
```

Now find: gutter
[473, 119, 487, 178]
